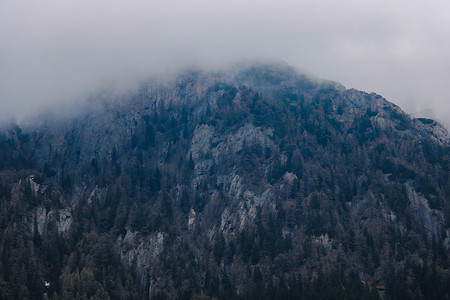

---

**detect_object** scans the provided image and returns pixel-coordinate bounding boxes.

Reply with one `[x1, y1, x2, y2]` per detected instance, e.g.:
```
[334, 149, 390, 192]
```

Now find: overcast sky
[1, 0, 449, 127]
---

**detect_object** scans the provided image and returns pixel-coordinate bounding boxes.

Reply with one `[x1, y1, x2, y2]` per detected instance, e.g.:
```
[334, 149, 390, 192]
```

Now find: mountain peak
[1, 62, 449, 299]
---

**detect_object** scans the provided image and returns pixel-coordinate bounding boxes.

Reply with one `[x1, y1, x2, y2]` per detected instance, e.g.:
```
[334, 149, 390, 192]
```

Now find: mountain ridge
[0, 62, 449, 299]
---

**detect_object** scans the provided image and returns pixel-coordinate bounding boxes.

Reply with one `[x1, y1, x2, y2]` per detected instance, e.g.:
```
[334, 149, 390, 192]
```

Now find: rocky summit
[0, 62, 449, 299]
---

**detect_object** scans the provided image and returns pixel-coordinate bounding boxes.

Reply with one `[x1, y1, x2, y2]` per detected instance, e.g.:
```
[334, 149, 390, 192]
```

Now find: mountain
[0, 62, 449, 299]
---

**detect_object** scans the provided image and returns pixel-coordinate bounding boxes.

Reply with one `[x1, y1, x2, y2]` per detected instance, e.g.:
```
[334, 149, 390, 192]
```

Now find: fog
[1, 0, 449, 128]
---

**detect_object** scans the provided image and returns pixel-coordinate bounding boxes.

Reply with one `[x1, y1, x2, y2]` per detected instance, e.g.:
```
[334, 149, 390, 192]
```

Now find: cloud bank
[1, 0, 449, 127]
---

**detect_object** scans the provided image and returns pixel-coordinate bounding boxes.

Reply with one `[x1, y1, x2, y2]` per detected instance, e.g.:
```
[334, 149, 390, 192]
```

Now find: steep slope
[0, 63, 449, 299]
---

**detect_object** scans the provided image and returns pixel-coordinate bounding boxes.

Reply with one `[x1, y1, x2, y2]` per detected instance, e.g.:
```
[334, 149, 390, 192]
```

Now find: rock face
[0, 62, 449, 299]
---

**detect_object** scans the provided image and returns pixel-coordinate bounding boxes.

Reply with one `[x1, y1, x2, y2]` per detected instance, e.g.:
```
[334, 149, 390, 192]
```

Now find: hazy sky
[1, 0, 449, 127]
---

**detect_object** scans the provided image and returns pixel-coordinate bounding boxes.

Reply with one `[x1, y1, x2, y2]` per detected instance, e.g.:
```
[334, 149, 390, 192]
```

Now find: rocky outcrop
[405, 182, 445, 238]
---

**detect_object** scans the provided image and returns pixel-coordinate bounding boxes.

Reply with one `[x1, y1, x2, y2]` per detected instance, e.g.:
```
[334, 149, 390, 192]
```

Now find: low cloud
[1, 0, 449, 127]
